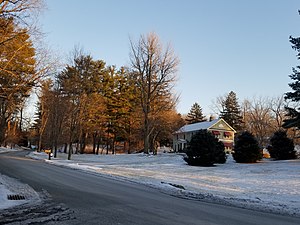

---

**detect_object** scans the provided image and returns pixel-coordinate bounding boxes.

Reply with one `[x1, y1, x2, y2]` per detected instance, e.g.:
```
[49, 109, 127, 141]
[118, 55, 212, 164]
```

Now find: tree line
[31, 34, 184, 159]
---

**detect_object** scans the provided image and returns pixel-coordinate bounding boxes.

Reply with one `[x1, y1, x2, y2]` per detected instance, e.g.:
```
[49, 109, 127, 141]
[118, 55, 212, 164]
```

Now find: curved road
[0, 151, 299, 225]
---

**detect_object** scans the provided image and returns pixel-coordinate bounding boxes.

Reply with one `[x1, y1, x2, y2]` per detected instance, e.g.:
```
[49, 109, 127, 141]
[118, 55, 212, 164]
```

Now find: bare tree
[269, 95, 286, 129]
[242, 97, 276, 147]
[129, 32, 179, 154]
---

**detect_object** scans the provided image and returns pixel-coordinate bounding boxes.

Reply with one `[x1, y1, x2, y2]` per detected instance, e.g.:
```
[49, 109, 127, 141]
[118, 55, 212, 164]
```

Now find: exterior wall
[208, 129, 234, 153]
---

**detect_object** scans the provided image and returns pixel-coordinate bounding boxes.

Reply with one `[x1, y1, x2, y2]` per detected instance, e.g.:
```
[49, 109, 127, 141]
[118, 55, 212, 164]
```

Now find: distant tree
[150, 109, 185, 154]
[269, 130, 296, 160]
[242, 97, 275, 147]
[185, 102, 206, 124]
[220, 91, 243, 131]
[184, 130, 226, 166]
[129, 32, 179, 154]
[233, 131, 262, 163]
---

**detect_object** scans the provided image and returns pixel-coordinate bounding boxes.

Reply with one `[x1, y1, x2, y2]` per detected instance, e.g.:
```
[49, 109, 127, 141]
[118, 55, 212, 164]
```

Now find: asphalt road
[0, 151, 300, 225]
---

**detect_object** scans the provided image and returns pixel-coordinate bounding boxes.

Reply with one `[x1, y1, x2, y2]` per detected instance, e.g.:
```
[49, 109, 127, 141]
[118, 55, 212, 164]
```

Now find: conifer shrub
[233, 131, 262, 163]
[184, 130, 226, 166]
[269, 130, 296, 160]
[215, 141, 226, 164]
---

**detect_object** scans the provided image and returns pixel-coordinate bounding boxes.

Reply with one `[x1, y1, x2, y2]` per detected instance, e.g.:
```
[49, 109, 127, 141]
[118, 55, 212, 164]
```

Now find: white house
[173, 118, 236, 153]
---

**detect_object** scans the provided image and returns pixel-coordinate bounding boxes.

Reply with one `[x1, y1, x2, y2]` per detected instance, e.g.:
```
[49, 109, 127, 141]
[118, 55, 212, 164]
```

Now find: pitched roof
[174, 119, 219, 134]
[174, 118, 236, 134]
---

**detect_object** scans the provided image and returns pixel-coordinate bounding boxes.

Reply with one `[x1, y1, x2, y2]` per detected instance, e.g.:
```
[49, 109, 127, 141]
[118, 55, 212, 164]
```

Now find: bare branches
[0, 0, 44, 24]
[129, 32, 179, 153]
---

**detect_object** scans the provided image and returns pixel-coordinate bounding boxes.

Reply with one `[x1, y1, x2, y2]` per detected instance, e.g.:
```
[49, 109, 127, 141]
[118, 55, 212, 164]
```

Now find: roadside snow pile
[0, 174, 40, 210]
[0, 148, 40, 210]
[29, 151, 300, 217]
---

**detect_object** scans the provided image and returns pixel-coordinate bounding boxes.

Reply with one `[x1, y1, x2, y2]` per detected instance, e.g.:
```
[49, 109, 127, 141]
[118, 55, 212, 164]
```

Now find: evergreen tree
[283, 11, 300, 129]
[220, 91, 243, 131]
[215, 141, 226, 164]
[186, 102, 206, 124]
[269, 130, 296, 160]
[233, 131, 262, 163]
[184, 130, 226, 166]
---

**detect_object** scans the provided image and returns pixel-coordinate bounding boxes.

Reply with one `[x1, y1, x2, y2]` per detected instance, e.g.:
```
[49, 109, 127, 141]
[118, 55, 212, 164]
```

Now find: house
[173, 118, 236, 153]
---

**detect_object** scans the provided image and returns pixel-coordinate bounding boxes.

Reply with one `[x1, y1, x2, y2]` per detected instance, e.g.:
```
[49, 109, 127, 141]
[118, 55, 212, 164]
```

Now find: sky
[40, 0, 300, 115]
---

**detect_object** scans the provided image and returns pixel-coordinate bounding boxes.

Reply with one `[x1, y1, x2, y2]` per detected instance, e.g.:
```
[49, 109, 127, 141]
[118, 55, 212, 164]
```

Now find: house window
[212, 130, 220, 136]
[224, 132, 232, 139]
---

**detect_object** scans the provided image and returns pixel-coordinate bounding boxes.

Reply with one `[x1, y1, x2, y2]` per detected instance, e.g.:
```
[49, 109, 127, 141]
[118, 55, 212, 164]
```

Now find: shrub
[215, 141, 226, 164]
[233, 131, 262, 163]
[269, 130, 296, 160]
[184, 130, 226, 166]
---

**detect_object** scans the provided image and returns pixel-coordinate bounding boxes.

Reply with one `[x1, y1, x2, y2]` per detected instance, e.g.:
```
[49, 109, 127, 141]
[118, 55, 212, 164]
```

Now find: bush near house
[233, 131, 262, 163]
[269, 130, 296, 160]
[184, 129, 226, 166]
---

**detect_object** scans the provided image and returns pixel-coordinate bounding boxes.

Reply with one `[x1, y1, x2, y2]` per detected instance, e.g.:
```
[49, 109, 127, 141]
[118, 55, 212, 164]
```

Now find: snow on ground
[0, 147, 40, 210]
[28, 150, 300, 217]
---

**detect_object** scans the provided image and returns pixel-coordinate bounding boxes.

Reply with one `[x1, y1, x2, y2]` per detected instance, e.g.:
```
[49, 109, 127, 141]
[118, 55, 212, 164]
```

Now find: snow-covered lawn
[28, 151, 300, 217]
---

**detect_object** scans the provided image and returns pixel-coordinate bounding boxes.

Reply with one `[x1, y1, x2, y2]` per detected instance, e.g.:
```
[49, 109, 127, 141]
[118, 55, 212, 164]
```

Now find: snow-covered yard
[27, 150, 300, 217]
[1, 146, 300, 217]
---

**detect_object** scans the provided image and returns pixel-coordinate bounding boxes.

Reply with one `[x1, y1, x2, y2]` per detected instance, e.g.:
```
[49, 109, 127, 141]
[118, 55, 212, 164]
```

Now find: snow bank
[0, 148, 40, 210]
[0, 174, 40, 210]
[29, 151, 300, 217]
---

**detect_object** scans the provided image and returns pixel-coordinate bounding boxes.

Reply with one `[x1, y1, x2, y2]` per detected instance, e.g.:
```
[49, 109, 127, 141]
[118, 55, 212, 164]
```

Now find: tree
[185, 102, 206, 124]
[242, 97, 275, 147]
[269, 130, 296, 160]
[0, 18, 36, 145]
[283, 10, 300, 129]
[129, 32, 179, 154]
[184, 130, 226, 166]
[220, 91, 243, 131]
[215, 141, 226, 164]
[233, 131, 262, 163]
[0, 0, 44, 23]
[57, 51, 108, 159]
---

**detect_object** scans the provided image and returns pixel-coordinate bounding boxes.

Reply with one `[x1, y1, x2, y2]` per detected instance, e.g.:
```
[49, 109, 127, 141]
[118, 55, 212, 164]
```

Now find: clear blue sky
[40, 0, 300, 116]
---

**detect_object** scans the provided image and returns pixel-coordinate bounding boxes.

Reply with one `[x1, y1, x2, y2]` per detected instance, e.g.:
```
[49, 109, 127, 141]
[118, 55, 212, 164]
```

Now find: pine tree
[233, 131, 262, 163]
[185, 102, 206, 124]
[269, 130, 296, 160]
[184, 130, 226, 166]
[283, 11, 300, 129]
[220, 91, 243, 131]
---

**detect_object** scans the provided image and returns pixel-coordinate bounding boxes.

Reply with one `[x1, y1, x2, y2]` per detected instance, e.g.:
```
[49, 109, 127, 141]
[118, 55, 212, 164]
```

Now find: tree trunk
[64, 143, 67, 153]
[144, 115, 150, 154]
[92, 132, 97, 154]
[68, 142, 72, 160]
[96, 137, 101, 155]
[0, 117, 7, 146]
